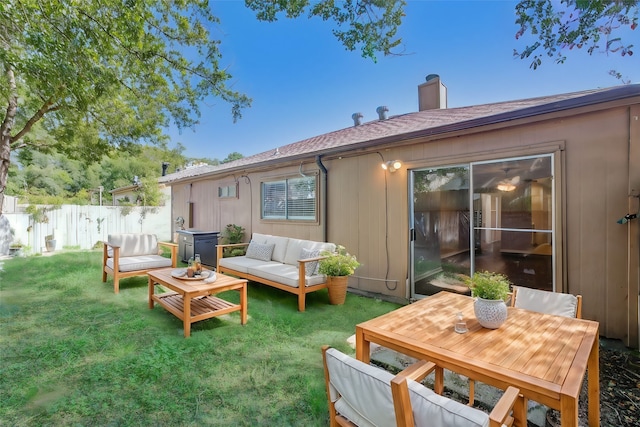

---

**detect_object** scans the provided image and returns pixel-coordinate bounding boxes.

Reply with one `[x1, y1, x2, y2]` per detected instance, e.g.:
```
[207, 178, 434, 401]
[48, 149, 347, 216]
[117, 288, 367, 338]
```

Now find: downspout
[316, 155, 328, 242]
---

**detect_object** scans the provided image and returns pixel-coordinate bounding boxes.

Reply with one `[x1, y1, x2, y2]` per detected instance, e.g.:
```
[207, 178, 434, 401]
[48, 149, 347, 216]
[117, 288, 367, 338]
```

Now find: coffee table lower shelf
[153, 291, 240, 322]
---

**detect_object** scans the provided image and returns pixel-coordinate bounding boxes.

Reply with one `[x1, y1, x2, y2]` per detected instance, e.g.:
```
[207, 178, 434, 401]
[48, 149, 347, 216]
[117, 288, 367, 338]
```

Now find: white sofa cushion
[219, 256, 280, 274]
[513, 286, 579, 318]
[263, 235, 289, 263]
[107, 234, 159, 258]
[250, 233, 270, 244]
[407, 378, 490, 427]
[283, 239, 335, 266]
[245, 241, 275, 262]
[248, 263, 327, 288]
[325, 347, 397, 427]
[106, 255, 172, 272]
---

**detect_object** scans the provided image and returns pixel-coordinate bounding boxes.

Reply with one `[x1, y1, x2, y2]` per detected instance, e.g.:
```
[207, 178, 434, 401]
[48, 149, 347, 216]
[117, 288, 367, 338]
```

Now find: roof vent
[425, 73, 439, 82]
[376, 106, 389, 120]
[352, 112, 363, 126]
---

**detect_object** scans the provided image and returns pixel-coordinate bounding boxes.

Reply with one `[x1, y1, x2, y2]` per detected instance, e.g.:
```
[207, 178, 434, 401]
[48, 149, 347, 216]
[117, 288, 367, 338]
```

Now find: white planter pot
[474, 297, 508, 329]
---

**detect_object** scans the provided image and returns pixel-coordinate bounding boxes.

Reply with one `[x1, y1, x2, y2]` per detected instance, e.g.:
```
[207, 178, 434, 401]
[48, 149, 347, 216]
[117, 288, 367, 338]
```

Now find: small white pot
[474, 297, 508, 329]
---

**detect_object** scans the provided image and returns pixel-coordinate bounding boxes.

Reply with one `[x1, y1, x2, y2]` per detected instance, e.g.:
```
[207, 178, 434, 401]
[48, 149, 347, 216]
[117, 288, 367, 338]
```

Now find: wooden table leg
[240, 283, 247, 325]
[588, 339, 600, 427]
[183, 295, 191, 338]
[560, 394, 578, 427]
[355, 326, 370, 363]
[148, 276, 154, 309]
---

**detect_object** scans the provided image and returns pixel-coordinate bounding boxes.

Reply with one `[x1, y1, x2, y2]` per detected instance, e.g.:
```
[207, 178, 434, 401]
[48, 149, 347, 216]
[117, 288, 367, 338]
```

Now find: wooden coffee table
[148, 268, 247, 337]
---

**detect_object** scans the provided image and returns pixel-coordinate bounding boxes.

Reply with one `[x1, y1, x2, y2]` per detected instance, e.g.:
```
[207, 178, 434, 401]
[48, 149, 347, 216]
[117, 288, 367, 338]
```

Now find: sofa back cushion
[283, 239, 336, 266]
[251, 233, 270, 244]
[108, 234, 159, 258]
[263, 235, 289, 263]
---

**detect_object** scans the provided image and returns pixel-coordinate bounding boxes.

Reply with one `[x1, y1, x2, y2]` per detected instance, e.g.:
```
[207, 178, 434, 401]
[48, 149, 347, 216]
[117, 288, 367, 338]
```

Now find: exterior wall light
[381, 160, 402, 172]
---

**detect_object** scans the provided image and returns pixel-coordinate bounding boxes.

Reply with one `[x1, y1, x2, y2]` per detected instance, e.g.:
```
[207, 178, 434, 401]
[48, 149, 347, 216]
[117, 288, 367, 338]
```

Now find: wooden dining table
[355, 291, 599, 427]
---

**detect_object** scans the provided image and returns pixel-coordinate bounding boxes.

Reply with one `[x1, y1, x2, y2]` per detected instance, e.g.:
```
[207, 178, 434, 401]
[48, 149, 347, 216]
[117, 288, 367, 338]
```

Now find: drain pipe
[316, 155, 328, 242]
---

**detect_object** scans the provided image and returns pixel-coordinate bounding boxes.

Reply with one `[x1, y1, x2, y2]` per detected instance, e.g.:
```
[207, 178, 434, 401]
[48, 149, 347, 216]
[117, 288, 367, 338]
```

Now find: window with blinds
[261, 176, 317, 221]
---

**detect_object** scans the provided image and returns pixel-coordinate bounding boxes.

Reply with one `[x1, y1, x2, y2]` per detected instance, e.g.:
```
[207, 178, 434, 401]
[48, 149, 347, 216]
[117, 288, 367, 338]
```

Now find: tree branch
[11, 91, 62, 144]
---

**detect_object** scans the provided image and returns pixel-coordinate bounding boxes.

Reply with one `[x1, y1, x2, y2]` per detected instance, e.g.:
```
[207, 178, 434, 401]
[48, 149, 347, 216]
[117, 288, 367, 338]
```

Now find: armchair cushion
[106, 255, 172, 273]
[107, 233, 159, 258]
[324, 347, 397, 427]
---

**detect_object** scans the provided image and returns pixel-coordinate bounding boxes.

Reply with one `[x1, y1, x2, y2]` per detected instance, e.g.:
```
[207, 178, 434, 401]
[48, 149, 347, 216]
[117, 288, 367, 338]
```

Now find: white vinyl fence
[3, 204, 172, 254]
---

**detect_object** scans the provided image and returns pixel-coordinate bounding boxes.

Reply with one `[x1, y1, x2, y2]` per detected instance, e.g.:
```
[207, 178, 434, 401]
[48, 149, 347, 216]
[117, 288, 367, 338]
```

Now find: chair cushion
[107, 234, 159, 258]
[106, 255, 172, 272]
[245, 241, 275, 262]
[513, 286, 578, 318]
[325, 348, 397, 427]
[407, 379, 490, 427]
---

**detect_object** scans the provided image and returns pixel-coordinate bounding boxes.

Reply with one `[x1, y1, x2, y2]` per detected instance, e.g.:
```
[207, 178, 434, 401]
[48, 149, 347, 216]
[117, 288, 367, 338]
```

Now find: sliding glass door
[410, 155, 554, 299]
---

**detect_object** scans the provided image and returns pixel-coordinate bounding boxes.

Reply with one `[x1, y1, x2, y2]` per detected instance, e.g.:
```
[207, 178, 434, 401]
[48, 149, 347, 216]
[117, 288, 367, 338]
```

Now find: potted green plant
[221, 224, 246, 257]
[318, 245, 360, 305]
[465, 271, 511, 329]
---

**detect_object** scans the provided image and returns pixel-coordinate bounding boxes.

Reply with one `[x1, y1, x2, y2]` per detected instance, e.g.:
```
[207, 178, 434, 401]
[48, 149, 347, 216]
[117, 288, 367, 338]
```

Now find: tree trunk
[0, 65, 18, 215]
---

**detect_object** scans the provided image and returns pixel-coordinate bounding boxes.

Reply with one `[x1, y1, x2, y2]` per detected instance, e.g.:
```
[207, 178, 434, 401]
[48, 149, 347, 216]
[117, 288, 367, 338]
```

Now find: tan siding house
[160, 78, 640, 348]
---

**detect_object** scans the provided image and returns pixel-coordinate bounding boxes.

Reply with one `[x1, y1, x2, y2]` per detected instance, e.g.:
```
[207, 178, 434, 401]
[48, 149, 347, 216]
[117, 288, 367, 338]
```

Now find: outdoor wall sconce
[381, 160, 402, 172]
[617, 213, 637, 224]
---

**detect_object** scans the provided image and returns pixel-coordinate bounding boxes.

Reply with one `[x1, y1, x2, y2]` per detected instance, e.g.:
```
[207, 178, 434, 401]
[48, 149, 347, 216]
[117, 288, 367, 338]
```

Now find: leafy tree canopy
[515, 0, 638, 69]
[0, 0, 405, 213]
[222, 151, 244, 163]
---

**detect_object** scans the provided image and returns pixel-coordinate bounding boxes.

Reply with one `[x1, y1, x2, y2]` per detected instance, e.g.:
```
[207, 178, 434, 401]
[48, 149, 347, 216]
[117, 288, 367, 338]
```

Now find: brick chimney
[418, 74, 447, 111]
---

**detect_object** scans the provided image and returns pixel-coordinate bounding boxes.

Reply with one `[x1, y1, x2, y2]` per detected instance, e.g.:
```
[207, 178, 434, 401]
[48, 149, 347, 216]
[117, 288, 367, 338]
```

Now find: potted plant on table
[465, 271, 511, 329]
[318, 245, 360, 305]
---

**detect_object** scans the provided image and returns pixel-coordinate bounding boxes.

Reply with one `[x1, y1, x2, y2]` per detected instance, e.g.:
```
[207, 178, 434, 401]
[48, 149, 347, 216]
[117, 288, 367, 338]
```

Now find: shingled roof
[160, 84, 640, 184]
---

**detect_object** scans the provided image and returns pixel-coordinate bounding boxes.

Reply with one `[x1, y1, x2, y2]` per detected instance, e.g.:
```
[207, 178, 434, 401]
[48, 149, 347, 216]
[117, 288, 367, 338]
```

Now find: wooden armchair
[322, 345, 526, 427]
[102, 233, 177, 293]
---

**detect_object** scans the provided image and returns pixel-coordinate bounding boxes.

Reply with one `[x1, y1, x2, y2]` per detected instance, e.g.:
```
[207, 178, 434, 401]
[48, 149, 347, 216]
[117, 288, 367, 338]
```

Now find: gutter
[316, 155, 328, 242]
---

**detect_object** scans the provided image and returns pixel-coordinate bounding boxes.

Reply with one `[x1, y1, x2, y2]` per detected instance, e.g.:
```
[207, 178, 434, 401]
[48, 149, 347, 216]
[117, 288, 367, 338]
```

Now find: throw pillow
[245, 241, 275, 262]
[300, 247, 320, 276]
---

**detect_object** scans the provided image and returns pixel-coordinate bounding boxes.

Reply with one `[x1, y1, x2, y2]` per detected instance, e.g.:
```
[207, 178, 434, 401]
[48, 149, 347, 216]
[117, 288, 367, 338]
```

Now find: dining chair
[467, 286, 582, 406]
[510, 286, 582, 318]
[322, 345, 525, 427]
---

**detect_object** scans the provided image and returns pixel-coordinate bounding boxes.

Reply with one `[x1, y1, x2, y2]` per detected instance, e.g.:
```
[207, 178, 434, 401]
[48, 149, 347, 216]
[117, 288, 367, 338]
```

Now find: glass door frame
[409, 154, 556, 300]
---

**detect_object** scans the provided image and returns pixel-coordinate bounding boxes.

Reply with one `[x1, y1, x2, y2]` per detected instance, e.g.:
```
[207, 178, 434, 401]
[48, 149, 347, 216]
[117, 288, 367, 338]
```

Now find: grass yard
[0, 251, 399, 426]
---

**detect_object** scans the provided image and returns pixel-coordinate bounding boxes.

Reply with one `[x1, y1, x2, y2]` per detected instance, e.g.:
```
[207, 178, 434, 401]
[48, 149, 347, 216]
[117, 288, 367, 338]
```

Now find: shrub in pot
[465, 271, 511, 329]
[318, 245, 360, 305]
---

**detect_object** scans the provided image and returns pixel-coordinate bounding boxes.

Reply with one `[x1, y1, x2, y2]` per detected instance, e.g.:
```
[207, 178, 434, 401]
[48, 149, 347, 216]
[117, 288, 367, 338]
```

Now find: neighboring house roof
[159, 84, 640, 184]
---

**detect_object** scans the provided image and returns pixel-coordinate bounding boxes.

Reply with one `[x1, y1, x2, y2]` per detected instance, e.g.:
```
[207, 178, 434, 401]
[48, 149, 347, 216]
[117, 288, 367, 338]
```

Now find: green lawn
[0, 251, 399, 426]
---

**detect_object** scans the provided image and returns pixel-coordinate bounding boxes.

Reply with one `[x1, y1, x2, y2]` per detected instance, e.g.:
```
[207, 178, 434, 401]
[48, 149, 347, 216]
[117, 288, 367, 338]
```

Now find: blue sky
[168, 1, 640, 161]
